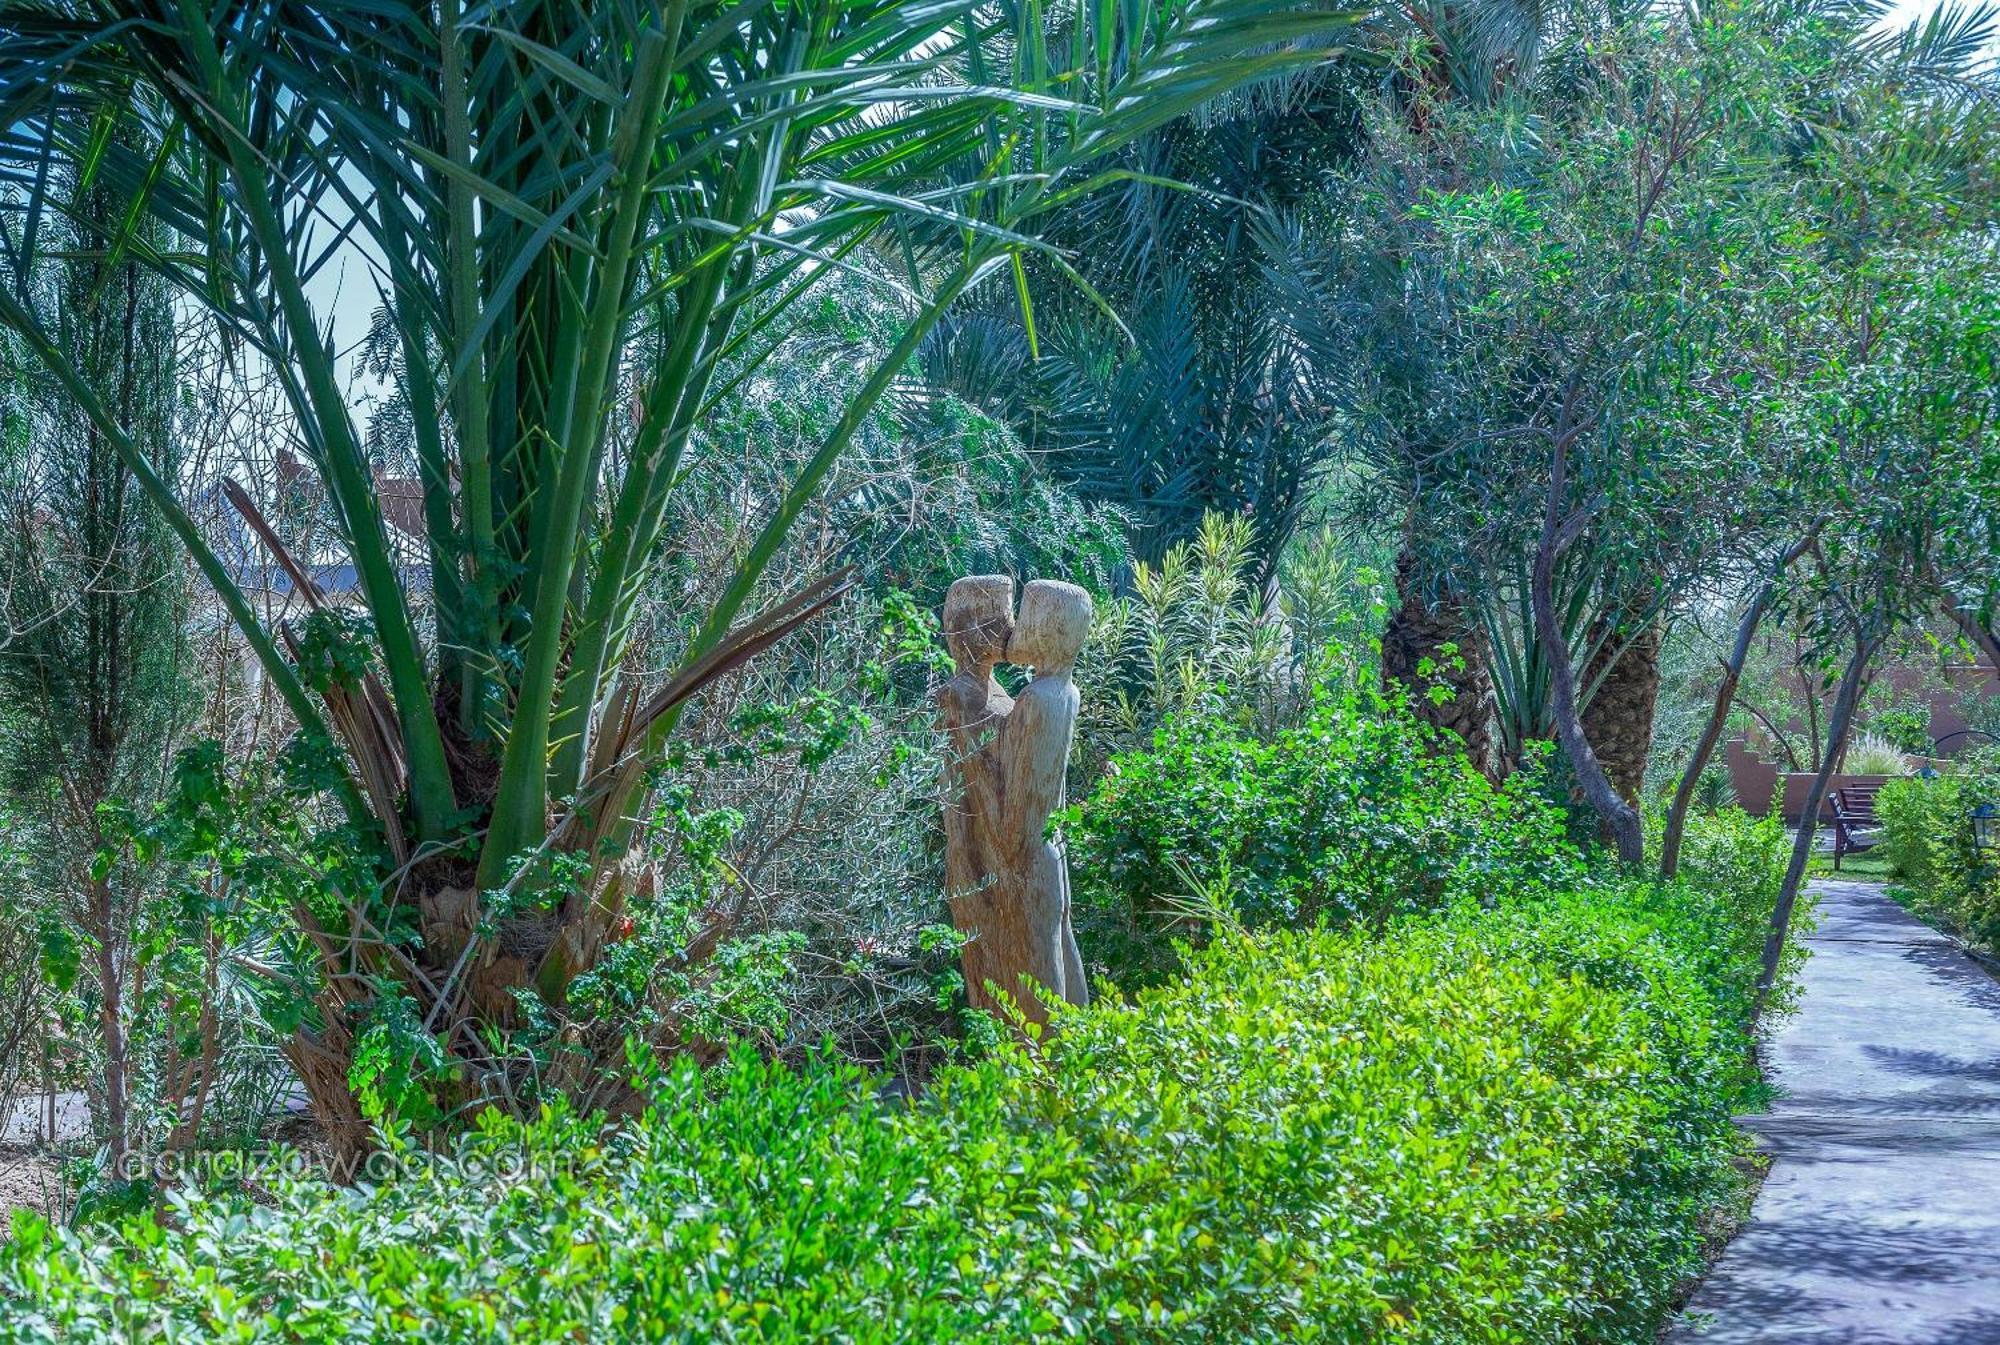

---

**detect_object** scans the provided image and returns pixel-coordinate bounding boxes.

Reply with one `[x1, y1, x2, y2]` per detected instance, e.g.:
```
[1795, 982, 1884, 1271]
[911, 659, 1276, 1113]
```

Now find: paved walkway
[1671, 880, 2000, 1343]
[2, 1090, 88, 1145]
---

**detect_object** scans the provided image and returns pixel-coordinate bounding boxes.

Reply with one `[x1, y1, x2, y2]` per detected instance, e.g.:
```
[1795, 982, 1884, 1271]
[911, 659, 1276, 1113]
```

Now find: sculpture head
[1007, 580, 1092, 674]
[943, 575, 1014, 671]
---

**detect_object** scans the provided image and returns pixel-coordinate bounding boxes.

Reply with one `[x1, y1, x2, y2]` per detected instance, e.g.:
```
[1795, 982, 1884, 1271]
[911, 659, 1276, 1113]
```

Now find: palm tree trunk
[1381, 549, 1496, 774]
[285, 1025, 373, 1178]
[1581, 609, 1663, 806]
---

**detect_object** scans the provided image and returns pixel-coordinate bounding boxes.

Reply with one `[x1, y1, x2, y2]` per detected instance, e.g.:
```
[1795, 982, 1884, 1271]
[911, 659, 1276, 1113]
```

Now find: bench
[1829, 784, 1882, 870]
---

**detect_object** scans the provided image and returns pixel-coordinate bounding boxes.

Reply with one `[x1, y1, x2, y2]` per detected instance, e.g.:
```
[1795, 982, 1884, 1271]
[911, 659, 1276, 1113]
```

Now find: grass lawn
[1807, 849, 1895, 881]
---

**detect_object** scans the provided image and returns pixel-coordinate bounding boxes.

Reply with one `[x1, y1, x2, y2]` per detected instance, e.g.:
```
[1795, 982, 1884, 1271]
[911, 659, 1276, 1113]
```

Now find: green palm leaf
[0, 0, 1353, 1032]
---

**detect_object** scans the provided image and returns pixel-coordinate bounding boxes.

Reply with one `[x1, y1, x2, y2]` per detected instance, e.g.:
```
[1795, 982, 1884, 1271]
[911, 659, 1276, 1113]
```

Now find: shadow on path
[1670, 880, 2000, 1343]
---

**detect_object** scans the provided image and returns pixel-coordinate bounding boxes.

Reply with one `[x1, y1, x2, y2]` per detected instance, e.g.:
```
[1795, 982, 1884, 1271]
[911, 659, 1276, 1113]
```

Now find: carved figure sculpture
[937, 576, 1092, 1026]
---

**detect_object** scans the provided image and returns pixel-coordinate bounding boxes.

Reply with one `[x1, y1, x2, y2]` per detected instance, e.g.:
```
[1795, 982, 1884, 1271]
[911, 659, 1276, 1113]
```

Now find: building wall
[1724, 664, 1997, 817]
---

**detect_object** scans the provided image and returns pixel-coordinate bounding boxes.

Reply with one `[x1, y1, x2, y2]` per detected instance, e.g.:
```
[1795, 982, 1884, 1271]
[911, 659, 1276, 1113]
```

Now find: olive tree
[1283, 0, 1997, 863]
[1754, 229, 2000, 1010]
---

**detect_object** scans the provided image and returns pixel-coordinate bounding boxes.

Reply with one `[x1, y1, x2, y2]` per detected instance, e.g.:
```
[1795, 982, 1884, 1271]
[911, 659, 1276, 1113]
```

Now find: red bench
[1829, 784, 1882, 870]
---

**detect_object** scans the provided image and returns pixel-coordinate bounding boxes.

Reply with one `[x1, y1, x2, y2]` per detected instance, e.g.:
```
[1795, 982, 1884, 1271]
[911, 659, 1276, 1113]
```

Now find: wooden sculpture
[938, 576, 1092, 1024]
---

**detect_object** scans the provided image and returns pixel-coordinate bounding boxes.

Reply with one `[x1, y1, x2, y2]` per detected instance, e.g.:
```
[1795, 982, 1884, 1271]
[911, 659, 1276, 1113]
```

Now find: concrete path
[2, 1091, 88, 1145]
[1671, 880, 2000, 1343]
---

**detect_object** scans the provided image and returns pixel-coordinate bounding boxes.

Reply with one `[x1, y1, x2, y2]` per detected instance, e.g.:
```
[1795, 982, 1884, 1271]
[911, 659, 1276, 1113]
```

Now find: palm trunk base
[286, 1027, 373, 1180]
[1381, 552, 1496, 775]
[1581, 615, 1663, 810]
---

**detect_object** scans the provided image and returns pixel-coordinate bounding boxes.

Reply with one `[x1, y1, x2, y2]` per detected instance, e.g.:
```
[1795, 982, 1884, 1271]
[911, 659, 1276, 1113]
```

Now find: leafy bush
[1, 873, 1774, 1344]
[1866, 702, 1935, 757]
[1649, 807, 1810, 1023]
[1878, 771, 2000, 948]
[1067, 686, 1586, 982]
[1080, 512, 1296, 760]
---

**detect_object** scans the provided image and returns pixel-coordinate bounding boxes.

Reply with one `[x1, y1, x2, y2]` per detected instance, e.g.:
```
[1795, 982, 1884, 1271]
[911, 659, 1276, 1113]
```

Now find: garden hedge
[3, 865, 1775, 1344]
[1878, 769, 2000, 949]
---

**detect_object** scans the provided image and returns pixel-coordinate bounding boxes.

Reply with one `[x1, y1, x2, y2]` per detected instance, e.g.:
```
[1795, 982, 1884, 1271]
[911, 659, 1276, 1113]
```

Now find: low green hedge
[1067, 690, 1587, 983]
[1878, 770, 2000, 948]
[3, 871, 1772, 1344]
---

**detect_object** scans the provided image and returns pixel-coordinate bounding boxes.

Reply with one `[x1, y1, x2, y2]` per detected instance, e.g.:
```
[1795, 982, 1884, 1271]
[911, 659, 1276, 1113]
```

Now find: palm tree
[1274, 0, 1596, 771]
[913, 62, 1368, 591]
[0, 0, 1347, 1153]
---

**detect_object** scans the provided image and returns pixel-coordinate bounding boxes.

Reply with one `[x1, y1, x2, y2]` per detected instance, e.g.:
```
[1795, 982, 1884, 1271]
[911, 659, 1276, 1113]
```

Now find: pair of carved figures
[937, 576, 1091, 1024]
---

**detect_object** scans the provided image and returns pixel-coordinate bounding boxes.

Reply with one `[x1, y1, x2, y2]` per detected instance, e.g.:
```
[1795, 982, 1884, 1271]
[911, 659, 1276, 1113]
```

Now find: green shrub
[1649, 806, 1808, 1023]
[1878, 772, 2000, 947]
[1067, 687, 1587, 982]
[2, 875, 1772, 1344]
[1074, 514, 1390, 771]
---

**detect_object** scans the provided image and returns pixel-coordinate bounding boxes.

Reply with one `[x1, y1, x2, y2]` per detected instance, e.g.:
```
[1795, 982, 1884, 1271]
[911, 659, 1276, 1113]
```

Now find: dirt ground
[0, 1146, 71, 1231]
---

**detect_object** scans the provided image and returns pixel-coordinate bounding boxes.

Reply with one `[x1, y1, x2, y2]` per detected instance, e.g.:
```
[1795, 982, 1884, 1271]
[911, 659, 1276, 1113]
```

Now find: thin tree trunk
[1662, 532, 1820, 877]
[168, 925, 222, 1152]
[42, 1038, 56, 1146]
[1532, 437, 1642, 865]
[1656, 600, 1784, 880]
[1661, 588, 1771, 877]
[1735, 696, 1805, 773]
[1755, 634, 1874, 1017]
[85, 874, 129, 1173]
[1535, 556, 1643, 862]
[1797, 642, 1824, 772]
[1945, 599, 2000, 674]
